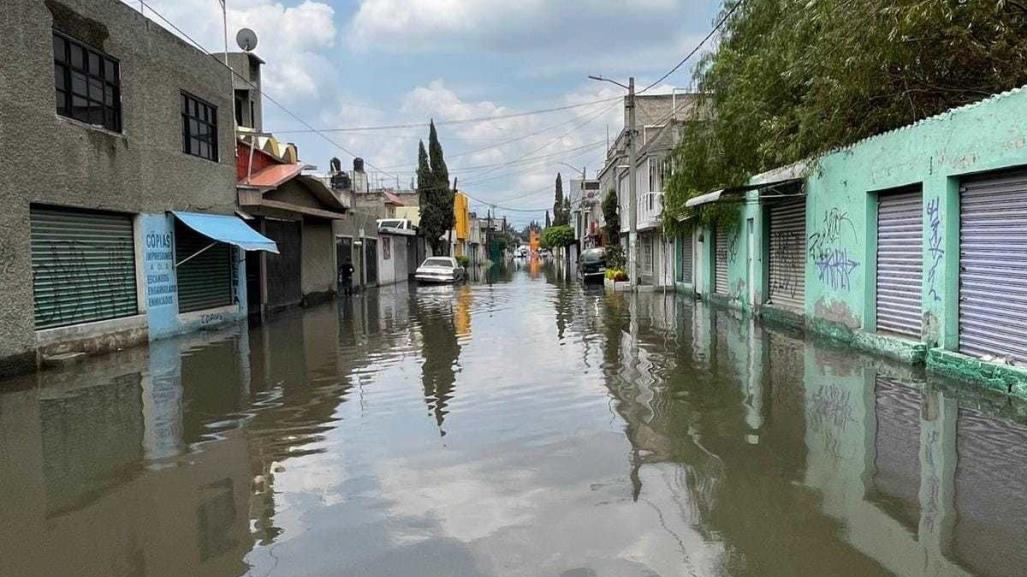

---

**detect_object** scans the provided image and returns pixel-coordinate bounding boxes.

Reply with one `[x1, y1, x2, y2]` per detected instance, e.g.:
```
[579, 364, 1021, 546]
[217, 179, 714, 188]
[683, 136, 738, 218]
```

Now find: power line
[270, 96, 621, 134]
[638, 0, 744, 94]
[135, 0, 400, 179]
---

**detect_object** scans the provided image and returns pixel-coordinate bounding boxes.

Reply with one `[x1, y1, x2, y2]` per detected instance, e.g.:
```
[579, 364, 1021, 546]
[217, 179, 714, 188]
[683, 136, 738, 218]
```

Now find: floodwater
[2, 262, 1027, 577]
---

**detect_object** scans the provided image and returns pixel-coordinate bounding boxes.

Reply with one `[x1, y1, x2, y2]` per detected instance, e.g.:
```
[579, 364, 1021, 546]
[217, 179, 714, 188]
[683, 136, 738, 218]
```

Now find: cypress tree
[418, 122, 456, 255]
[554, 173, 564, 226]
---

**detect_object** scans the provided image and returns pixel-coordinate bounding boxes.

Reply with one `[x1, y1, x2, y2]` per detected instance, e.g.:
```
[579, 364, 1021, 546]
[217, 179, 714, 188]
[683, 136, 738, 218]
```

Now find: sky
[123, 0, 720, 225]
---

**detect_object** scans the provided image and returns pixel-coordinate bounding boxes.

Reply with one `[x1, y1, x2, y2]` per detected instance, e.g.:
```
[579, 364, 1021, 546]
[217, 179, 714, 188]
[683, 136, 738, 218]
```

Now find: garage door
[876, 188, 923, 337]
[175, 220, 233, 313]
[30, 206, 137, 329]
[767, 199, 806, 310]
[960, 171, 1027, 363]
[680, 228, 693, 284]
[715, 226, 729, 295]
[264, 219, 302, 309]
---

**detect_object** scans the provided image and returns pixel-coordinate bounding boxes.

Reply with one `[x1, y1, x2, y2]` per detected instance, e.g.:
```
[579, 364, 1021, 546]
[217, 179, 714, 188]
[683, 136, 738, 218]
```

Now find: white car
[415, 257, 465, 284]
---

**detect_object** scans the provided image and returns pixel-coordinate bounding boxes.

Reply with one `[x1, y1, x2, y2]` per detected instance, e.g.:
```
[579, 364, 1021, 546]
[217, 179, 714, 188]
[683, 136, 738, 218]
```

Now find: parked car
[578, 247, 606, 283]
[377, 218, 414, 233]
[415, 256, 466, 284]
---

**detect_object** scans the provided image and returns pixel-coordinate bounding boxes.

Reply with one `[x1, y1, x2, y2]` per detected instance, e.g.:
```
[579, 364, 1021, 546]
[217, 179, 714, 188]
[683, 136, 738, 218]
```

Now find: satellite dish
[236, 28, 258, 52]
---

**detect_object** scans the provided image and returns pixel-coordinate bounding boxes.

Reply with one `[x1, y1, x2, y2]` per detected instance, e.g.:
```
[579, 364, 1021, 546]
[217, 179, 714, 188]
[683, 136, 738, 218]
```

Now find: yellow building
[453, 192, 470, 256]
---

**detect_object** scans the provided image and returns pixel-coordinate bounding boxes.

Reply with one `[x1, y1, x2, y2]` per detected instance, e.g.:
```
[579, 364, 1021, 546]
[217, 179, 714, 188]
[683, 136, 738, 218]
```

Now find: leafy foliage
[540, 224, 574, 249]
[418, 121, 455, 255]
[604, 244, 626, 271]
[664, 0, 1027, 226]
[601, 189, 620, 244]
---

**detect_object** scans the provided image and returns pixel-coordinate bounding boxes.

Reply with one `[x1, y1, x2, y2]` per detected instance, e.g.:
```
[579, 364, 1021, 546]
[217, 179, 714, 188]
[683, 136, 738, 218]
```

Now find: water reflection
[1, 265, 1026, 577]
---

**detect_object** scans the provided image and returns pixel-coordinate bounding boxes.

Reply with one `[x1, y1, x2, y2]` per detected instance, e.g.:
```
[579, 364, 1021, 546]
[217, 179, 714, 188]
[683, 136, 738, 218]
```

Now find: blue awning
[172, 211, 279, 254]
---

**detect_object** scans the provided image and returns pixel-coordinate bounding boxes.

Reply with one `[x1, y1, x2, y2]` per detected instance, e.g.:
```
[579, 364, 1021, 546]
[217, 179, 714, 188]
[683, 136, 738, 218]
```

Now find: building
[330, 158, 383, 291]
[570, 178, 603, 248]
[451, 191, 471, 258]
[597, 92, 701, 287]
[0, 0, 279, 376]
[676, 85, 1027, 393]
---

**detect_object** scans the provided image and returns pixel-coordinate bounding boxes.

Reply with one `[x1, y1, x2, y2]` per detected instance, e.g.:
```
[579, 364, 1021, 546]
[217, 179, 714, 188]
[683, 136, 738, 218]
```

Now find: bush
[605, 268, 628, 282]
[455, 255, 470, 268]
[604, 244, 626, 270]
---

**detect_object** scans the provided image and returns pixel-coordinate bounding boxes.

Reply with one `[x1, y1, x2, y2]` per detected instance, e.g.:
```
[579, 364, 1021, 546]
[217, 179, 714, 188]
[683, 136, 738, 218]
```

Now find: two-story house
[0, 0, 278, 376]
[597, 92, 700, 287]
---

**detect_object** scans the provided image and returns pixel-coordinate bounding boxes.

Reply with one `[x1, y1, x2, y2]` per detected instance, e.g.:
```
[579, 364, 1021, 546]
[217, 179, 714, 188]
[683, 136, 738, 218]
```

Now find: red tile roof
[239, 163, 305, 189]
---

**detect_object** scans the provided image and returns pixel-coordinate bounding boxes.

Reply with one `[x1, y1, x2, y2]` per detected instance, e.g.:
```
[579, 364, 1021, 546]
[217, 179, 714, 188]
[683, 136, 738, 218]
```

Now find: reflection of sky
[239, 272, 726, 576]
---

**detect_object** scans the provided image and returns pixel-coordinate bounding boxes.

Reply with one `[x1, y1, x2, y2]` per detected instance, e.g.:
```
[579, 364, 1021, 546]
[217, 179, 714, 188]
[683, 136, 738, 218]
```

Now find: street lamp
[589, 74, 638, 288]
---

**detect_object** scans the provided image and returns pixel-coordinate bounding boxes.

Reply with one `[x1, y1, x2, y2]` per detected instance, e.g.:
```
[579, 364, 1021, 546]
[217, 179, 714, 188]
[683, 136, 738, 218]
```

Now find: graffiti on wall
[728, 230, 739, 264]
[926, 198, 944, 303]
[808, 208, 860, 292]
[145, 231, 176, 309]
[34, 240, 136, 324]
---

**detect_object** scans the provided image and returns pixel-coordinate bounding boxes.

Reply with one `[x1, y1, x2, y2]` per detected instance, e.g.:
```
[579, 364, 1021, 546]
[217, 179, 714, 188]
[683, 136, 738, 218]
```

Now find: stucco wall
[301, 220, 335, 297]
[0, 0, 237, 371]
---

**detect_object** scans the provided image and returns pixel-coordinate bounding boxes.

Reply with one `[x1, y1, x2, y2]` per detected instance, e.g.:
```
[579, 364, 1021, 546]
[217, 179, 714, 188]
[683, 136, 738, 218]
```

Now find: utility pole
[627, 77, 638, 288]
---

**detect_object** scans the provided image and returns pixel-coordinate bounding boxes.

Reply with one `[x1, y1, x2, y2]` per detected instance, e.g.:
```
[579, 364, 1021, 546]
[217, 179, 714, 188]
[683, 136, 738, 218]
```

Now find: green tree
[540, 224, 574, 249]
[418, 121, 455, 255]
[545, 210, 551, 228]
[553, 173, 565, 226]
[664, 0, 1027, 227]
[602, 189, 619, 244]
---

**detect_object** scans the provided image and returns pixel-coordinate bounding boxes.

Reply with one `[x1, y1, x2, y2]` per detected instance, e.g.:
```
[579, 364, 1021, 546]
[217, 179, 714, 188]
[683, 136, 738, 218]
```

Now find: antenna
[236, 28, 258, 52]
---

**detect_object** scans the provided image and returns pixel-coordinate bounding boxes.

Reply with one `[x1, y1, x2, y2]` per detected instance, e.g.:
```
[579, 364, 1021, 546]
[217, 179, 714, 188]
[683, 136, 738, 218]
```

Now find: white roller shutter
[681, 228, 693, 284]
[715, 226, 729, 295]
[959, 170, 1027, 363]
[767, 199, 806, 310]
[876, 188, 923, 337]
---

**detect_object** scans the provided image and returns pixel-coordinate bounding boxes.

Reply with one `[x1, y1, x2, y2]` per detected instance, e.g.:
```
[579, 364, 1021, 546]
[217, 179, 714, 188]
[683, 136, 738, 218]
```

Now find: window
[53, 31, 121, 131]
[182, 92, 218, 161]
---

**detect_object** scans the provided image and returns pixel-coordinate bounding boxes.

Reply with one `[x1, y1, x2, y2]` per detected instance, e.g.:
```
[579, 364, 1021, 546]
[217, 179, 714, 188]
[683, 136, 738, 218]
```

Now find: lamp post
[588, 75, 637, 288]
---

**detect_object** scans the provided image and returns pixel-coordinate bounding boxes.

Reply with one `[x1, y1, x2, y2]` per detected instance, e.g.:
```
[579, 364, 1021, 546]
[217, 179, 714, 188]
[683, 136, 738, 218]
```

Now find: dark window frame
[181, 91, 219, 162]
[52, 30, 121, 132]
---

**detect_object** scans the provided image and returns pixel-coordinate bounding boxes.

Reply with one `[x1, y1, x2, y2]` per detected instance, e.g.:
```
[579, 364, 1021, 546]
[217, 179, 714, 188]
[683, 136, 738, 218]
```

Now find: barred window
[182, 92, 218, 162]
[53, 31, 121, 132]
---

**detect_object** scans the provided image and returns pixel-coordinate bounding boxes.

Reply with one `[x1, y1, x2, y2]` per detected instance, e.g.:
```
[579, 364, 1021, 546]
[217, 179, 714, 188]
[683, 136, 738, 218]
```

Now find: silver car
[415, 257, 466, 284]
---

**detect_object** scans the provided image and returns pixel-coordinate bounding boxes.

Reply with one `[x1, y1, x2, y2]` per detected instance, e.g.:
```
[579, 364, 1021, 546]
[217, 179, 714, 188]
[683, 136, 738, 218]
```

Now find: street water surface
[2, 262, 1027, 577]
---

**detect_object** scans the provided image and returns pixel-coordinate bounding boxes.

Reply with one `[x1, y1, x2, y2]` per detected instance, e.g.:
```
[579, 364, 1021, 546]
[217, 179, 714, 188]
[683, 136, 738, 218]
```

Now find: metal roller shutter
[264, 219, 302, 308]
[174, 221, 233, 313]
[876, 188, 923, 337]
[30, 206, 138, 329]
[960, 170, 1027, 363]
[767, 199, 806, 310]
[715, 226, 729, 295]
[681, 228, 694, 284]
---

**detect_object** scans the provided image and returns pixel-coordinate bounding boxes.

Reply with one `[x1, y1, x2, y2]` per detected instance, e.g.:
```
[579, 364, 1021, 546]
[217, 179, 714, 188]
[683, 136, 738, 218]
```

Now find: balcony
[638, 191, 664, 230]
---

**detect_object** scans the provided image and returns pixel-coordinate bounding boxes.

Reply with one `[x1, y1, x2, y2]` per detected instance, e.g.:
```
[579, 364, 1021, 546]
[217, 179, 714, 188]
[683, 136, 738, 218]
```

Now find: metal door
[876, 187, 923, 337]
[264, 219, 302, 309]
[336, 236, 353, 292]
[30, 205, 137, 329]
[680, 228, 694, 284]
[715, 226, 729, 295]
[364, 238, 378, 285]
[960, 170, 1027, 363]
[767, 199, 806, 310]
[174, 220, 233, 313]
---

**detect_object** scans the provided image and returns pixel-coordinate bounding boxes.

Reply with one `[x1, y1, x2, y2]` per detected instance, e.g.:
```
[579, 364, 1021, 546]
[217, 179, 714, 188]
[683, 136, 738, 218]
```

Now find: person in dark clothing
[339, 260, 355, 295]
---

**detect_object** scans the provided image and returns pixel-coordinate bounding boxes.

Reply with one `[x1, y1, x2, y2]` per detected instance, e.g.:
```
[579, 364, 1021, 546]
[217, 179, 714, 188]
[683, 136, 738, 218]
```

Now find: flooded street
[3, 263, 1027, 577]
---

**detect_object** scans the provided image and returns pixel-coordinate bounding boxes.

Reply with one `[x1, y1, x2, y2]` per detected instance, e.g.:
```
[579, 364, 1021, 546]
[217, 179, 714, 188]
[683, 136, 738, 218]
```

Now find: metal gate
[264, 219, 302, 309]
[680, 228, 694, 284]
[767, 199, 806, 310]
[876, 187, 923, 337]
[960, 170, 1027, 363]
[30, 205, 137, 329]
[364, 238, 378, 285]
[715, 226, 729, 295]
[174, 220, 233, 313]
[336, 236, 354, 292]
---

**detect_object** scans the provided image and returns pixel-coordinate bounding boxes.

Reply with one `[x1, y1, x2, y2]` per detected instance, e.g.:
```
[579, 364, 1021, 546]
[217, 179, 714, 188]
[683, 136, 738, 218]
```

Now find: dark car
[578, 248, 606, 283]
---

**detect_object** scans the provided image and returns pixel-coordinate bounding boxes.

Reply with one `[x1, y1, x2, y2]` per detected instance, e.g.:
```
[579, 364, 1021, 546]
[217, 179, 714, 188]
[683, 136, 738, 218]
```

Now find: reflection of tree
[414, 294, 462, 434]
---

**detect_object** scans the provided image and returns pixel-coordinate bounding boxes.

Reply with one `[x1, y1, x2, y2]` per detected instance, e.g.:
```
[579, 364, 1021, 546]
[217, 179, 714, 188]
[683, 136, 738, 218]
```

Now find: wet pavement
[2, 261, 1027, 577]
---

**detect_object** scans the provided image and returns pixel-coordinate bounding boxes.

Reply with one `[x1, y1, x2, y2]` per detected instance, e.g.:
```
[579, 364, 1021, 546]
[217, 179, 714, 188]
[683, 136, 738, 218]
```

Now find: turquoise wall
[805, 87, 1027, 349]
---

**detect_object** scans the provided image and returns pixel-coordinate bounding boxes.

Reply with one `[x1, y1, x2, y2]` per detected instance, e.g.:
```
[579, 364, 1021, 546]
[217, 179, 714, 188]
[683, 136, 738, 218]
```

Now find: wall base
[808, 316, 927, 365]
[927, 348, 1027, 397]
[760, 305, 805, 332]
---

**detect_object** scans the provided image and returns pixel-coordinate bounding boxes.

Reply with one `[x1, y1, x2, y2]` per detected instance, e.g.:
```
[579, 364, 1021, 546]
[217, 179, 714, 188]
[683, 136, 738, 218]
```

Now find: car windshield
[581, 249, 605, 263]
[379, 220, 404, 228]
[423, 258, 453, 267]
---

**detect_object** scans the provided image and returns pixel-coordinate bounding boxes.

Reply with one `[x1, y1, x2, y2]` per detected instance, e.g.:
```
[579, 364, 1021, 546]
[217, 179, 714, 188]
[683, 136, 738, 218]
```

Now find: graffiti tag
[34, 240, 136, 325]
[816, 248, 859, 291]
[808, 208, 857, 261]
[926, 198, 944, 303]
[769, 230, 804, 298]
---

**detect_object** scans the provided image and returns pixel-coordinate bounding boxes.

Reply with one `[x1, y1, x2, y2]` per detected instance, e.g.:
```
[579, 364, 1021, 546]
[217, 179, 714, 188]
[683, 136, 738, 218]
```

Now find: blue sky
[126, 0, 719, 225]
